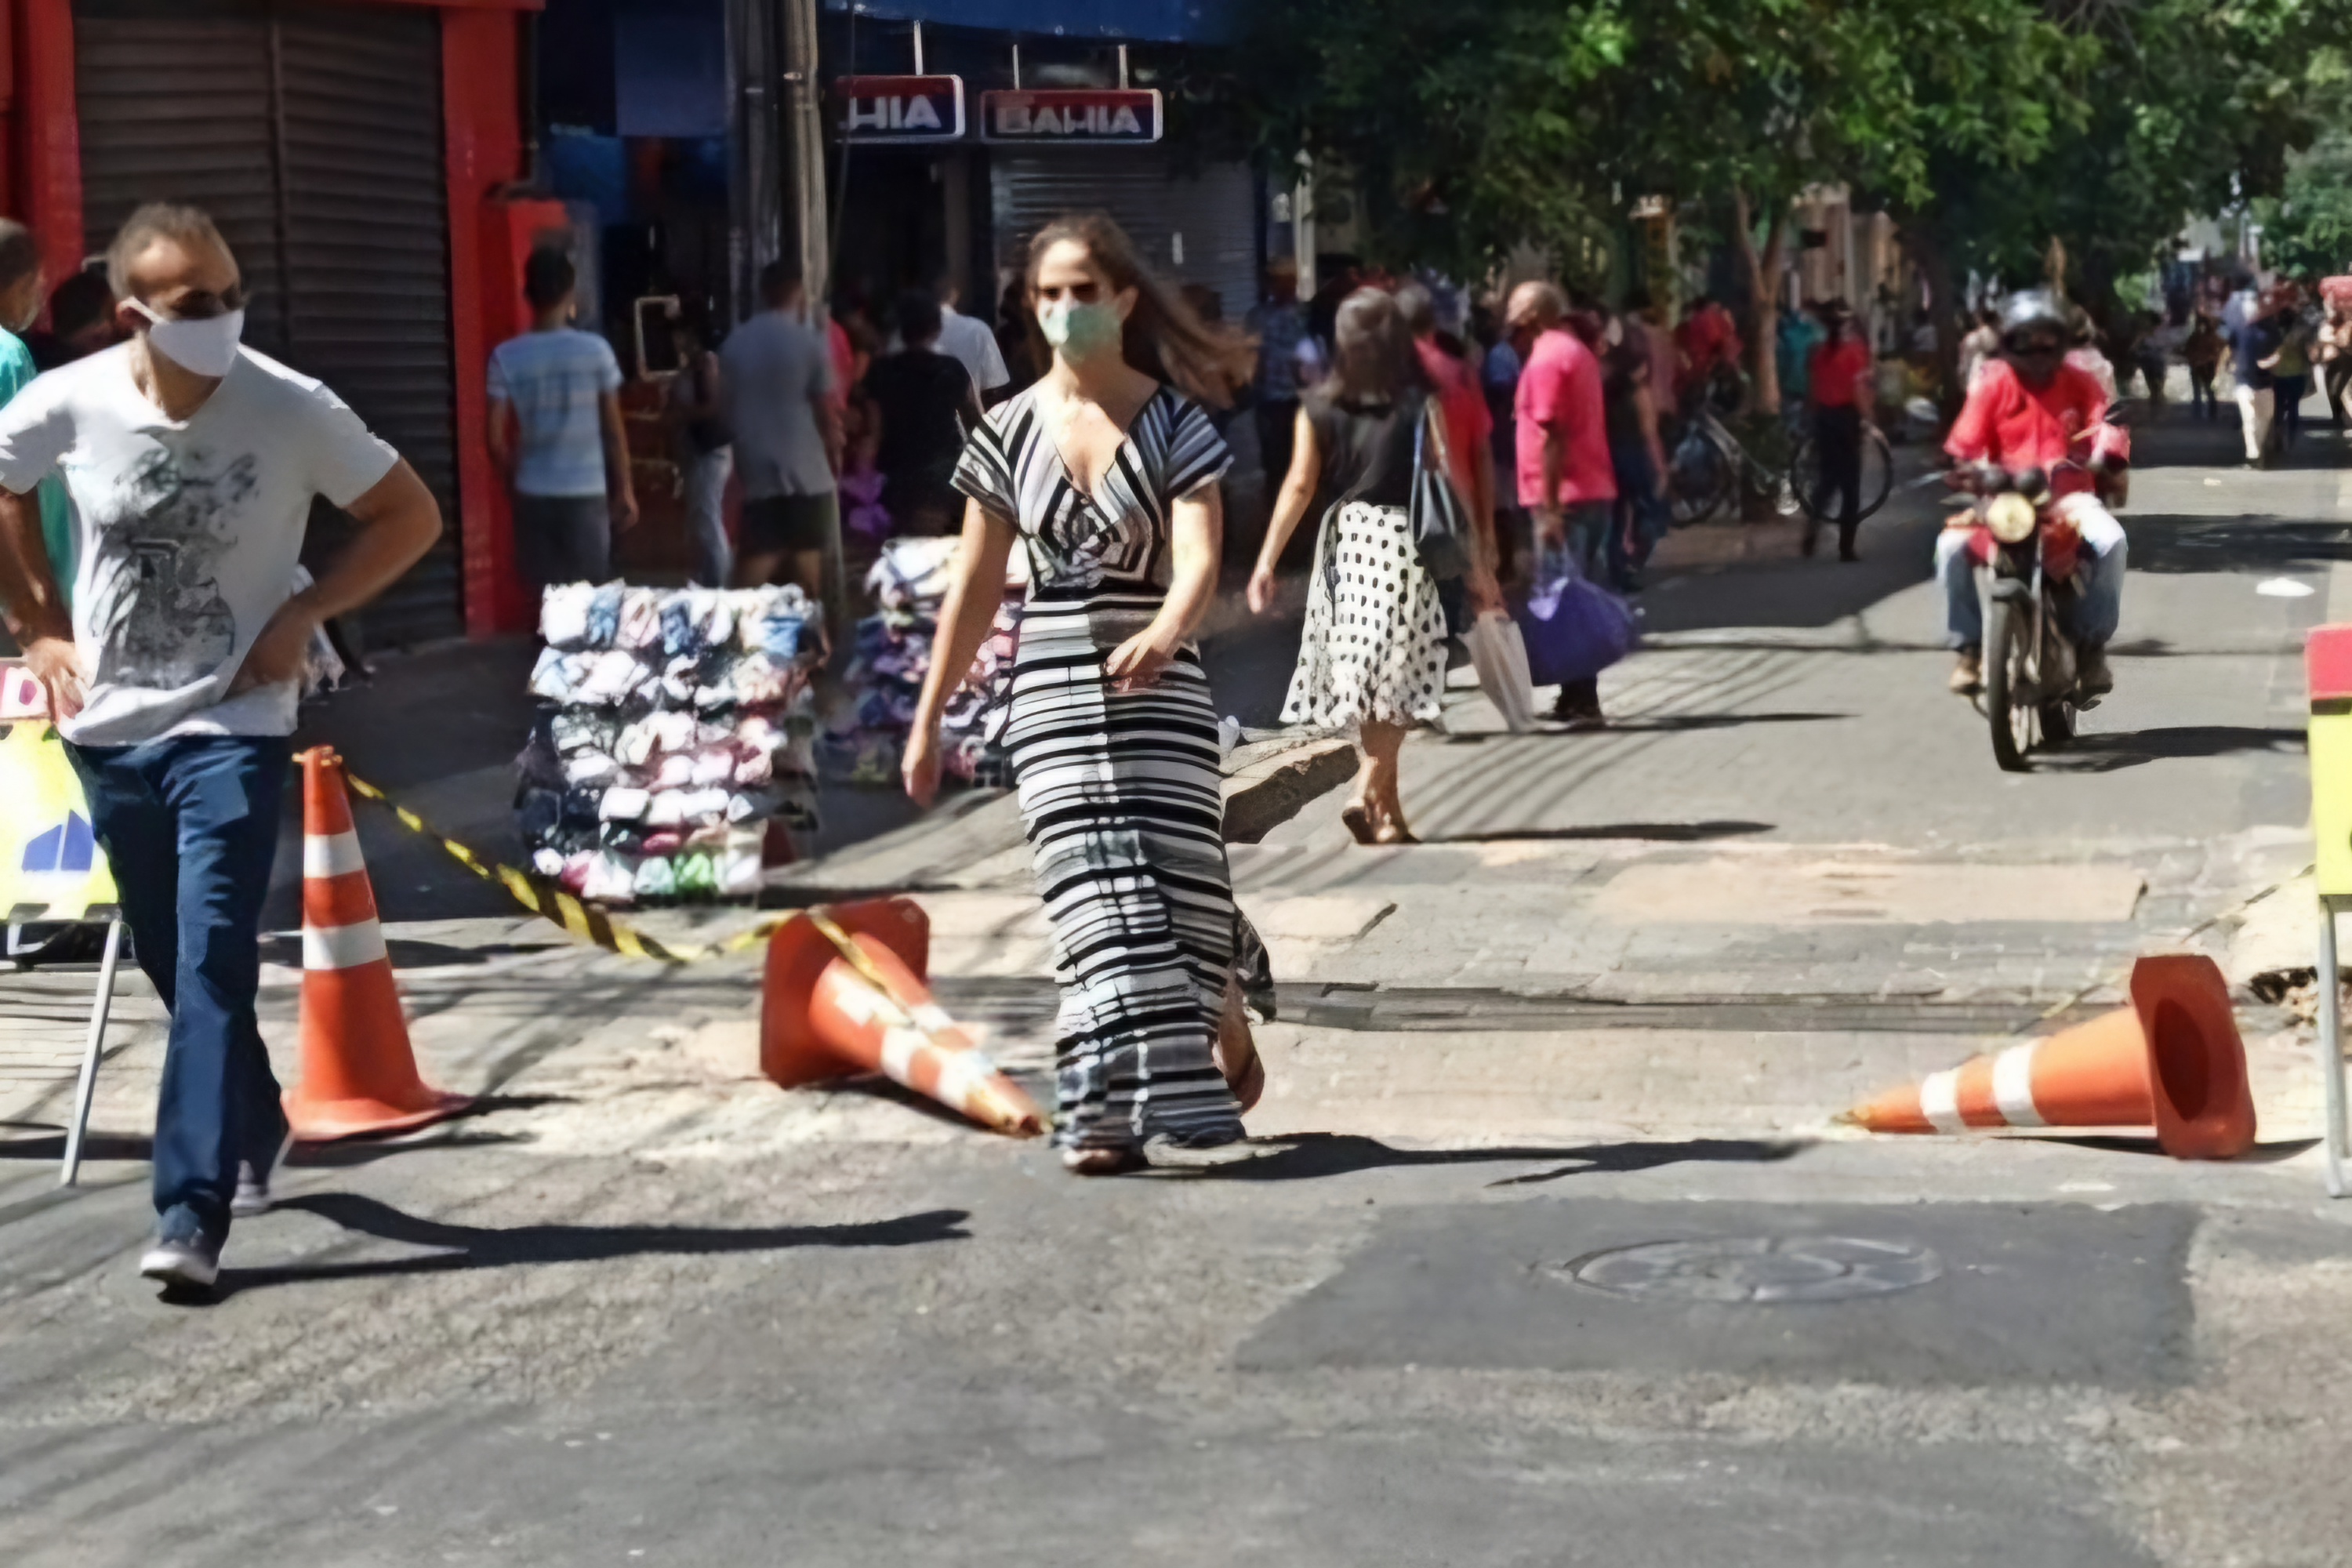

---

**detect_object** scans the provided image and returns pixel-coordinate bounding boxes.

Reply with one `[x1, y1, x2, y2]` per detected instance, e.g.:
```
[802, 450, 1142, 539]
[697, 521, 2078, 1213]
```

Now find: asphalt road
[5, 405, 2352, 1566]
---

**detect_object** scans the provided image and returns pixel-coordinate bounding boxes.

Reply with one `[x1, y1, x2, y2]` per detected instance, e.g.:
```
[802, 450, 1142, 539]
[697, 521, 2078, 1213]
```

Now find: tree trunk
[1730, 187, 1788, 418]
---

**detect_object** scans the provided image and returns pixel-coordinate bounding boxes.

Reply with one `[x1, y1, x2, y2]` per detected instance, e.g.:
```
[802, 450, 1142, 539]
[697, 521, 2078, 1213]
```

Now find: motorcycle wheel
[1984, 595, 2034, 773]
[2039, 699, 2075, 747]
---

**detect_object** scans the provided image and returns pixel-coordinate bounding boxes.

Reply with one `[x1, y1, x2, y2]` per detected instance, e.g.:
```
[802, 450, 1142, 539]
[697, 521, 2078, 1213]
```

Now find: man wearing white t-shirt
[933, 277, 1009, 402]
[0, 203, 441, 1291]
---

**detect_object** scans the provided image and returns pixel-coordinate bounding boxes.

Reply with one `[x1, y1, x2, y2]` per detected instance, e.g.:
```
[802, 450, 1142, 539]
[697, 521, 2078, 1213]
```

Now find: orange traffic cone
[1846, 953, 2256, 1159]
[761, 896, 1044, 1137]
[282, 748, 473, 1142]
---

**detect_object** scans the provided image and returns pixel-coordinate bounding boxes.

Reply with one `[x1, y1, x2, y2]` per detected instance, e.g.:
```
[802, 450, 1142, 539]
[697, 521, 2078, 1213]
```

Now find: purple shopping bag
[1517, 546, 1638, 687]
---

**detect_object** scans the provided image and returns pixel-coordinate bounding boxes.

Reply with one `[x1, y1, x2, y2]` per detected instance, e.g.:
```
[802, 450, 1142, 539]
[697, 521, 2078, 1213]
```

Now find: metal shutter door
[276, 7, 459, 647]
[75, 2, 289, 353]
[74, 0, 461, 647]
[992, 152, 1258, 323]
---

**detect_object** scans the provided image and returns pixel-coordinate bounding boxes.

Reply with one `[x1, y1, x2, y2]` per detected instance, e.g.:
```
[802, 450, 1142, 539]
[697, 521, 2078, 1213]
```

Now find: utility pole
[728, 0, 780, 322]
[779, 0, 829, 311]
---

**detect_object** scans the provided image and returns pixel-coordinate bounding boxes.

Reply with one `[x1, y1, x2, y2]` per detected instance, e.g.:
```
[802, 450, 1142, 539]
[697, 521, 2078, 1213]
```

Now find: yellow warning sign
[0, 718, 118, 922]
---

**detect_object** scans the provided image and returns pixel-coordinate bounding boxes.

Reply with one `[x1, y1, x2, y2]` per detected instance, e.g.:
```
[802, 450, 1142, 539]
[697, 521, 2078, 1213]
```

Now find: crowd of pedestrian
[27, 184, 2352, 1232]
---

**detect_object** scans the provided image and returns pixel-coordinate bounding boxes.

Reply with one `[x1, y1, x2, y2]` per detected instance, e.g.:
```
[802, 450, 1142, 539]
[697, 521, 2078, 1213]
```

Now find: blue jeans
[65, 734, 292, 1238]
[1936, 519, 2126, 650]
[1551, 501, 1613, 582]
[1607, 441, 1670, 588]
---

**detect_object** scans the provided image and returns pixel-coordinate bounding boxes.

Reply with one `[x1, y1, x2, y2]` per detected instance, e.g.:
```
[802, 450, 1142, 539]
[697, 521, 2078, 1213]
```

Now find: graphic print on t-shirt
[85, 445, 256, 689]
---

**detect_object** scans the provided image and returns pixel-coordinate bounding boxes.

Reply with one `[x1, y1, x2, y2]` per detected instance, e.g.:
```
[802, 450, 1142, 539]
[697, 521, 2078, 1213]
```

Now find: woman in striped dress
[904, 215, 1263, 1174]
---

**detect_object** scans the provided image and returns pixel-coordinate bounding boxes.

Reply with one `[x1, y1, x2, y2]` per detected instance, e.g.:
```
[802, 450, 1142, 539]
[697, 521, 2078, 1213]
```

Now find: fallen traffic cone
[1846, 953, 2256, 1159]
[283, 747, 474, 1141]
[761, 896, 1044, 1137]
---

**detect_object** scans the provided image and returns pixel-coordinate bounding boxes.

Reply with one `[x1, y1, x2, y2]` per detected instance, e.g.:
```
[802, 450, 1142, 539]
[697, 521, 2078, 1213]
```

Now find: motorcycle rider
[1937, 289, 2129, 697]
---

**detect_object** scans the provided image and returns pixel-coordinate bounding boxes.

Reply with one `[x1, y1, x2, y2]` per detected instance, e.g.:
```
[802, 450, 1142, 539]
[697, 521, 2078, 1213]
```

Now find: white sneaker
[230, 1127, 296, 1219]
[140, 1228, 221, 1290]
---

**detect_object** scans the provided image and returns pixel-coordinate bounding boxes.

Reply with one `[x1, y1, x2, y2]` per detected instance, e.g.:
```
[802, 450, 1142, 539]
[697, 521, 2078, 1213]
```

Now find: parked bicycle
[1787, 421, 1896, 526]
[1668, 393, 1797, 527]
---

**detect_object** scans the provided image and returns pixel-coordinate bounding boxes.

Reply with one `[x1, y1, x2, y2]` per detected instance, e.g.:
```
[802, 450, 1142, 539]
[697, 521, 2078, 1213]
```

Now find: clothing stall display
[519, 583, 822, 906]
[826, 535, 1022, 787]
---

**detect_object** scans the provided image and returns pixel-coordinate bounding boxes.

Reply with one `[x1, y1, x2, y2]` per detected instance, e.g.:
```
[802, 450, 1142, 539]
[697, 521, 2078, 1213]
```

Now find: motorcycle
[1956, 461, 2107, 772]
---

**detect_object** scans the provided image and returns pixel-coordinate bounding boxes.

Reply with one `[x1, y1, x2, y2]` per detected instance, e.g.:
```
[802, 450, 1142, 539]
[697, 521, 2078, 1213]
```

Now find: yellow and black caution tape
[339, 767, 786, 965]
[335, 764, 1050, 1126]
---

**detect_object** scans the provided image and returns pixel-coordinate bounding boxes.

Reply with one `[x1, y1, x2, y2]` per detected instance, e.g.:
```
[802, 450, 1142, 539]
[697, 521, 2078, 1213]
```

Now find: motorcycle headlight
[1984, 492, 2038, 545]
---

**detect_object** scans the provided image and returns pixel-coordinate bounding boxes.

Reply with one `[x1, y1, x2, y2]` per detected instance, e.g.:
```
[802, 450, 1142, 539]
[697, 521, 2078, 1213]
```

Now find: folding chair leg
[59, 920, 124, 1189]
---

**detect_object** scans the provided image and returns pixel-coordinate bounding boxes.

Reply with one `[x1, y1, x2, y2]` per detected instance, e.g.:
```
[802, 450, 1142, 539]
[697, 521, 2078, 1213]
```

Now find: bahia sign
[982, 89, 1163, 145]
[834, 75, 967, 143]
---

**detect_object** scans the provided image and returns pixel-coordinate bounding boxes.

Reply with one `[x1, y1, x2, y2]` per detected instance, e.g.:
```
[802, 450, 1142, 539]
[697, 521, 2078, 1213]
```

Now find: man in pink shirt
[1506, 280, 1617, 727]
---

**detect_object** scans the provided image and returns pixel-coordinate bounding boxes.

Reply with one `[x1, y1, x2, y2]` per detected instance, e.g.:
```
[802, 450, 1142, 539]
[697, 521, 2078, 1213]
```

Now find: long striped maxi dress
[951, 384, 1247, 1152]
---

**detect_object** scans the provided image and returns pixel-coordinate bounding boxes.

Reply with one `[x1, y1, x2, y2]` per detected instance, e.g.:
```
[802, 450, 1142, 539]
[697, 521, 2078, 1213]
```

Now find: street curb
[757, 733, 1358, 901]
[1221, 736, 1357, 844]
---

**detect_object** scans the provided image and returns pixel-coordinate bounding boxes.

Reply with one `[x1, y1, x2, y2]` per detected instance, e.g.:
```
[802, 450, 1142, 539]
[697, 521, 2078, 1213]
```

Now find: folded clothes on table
[541, 583, 594, 649]
[599, 785, 651, 822]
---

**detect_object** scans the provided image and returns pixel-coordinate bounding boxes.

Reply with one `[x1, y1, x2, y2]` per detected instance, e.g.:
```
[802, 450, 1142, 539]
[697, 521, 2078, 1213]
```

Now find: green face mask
[1037, 296, 1123, 358]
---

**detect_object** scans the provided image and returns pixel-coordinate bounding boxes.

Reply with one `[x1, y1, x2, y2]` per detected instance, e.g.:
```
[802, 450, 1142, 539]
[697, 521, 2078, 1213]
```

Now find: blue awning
[822, 0, 1233, 43]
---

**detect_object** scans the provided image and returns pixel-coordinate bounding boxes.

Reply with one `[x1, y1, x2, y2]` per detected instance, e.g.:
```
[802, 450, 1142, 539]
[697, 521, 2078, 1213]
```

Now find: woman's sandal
[1372, 802, 1419, 846]
[1339, 798, 1378, 844]
[1062, 1146, 1147, 1176]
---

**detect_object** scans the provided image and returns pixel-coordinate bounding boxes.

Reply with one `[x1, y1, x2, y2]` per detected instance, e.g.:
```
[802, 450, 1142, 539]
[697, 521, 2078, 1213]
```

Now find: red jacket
[1944, 359, 2127, 497]
[1675, 305, 1740, 394]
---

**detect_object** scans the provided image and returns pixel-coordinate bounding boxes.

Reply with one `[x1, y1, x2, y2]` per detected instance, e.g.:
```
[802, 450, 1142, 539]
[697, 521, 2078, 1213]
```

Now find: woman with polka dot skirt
[1247, 288, 1458, 844]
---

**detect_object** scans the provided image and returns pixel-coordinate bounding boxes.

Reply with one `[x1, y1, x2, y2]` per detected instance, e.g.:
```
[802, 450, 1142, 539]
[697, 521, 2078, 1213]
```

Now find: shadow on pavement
[1163, 1132, 1804, 1183]
[0, 1124, 151, 1163]
[2036, 1133, 2321, 1163]
[1436, 821, 1773, 844]
[2049, 724, 2306, 773]
[258, 935, 572, 970]
[2128, 410, 2345, 470]
[2125, 515, 2352, 574]
[191, 1195, 972, 1303]
[1599, 712, 1851, 733]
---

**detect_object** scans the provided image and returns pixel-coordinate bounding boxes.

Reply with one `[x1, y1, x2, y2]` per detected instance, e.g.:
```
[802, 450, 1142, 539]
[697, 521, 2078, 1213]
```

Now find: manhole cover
[1558, 1236, 1944, 1304]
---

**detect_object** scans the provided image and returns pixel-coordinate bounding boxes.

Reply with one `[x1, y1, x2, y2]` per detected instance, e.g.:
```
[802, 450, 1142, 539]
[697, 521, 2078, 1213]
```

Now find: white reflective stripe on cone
[303, 829, 367, 879]
[933, 1050, 988, 1116]
[911, 1001, 958, 1036]
[879, 1027, 927, 1083]
[304, 920, 388, 971]
[1918, 1069, 1969, 1134]
[1991, 1043, 2046, 1127]
[829, 977, 887, 1027]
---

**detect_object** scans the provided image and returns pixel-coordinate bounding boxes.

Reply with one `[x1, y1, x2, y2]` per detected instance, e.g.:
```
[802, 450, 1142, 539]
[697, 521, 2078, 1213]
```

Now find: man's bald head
[1505, 281, 1566, 332]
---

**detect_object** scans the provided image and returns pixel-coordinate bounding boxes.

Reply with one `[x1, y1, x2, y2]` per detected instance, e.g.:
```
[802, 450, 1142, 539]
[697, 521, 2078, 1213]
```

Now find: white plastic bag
[1465, 609, 1537, 734]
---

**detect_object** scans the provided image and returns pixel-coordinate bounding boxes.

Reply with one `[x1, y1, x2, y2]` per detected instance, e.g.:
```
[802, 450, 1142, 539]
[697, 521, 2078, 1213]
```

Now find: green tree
[1895, 2, 2352, 359]
[1236, 0, 2074, 412]
[2253, 55, 2352, 278]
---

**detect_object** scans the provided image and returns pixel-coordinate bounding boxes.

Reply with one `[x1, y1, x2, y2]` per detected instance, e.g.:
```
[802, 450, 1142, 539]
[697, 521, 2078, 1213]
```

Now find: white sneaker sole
[230, 1127, 298, 1219]
[139, 1243, 220, 1290]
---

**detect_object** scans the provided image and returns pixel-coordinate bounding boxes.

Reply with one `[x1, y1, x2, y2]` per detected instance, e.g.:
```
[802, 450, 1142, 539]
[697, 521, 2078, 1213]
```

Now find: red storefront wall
[5, 0, 544, 639]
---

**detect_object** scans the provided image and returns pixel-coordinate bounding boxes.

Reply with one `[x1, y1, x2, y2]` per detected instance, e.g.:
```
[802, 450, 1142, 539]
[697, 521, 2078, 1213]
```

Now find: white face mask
[1036, 296, 1124, 359]
[129, 299, 245, 379]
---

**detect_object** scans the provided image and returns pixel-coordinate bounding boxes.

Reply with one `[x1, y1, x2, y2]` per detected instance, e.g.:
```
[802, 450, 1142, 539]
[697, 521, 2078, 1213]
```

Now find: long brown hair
[1021, 212, 1258, 408]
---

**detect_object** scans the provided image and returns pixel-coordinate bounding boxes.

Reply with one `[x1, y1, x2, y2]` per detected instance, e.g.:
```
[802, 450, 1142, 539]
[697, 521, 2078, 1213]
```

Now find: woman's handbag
[1518, 544, 1638, 688]
[1409, 401, 1475, 581]
[1465, 609, 1537, 733]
